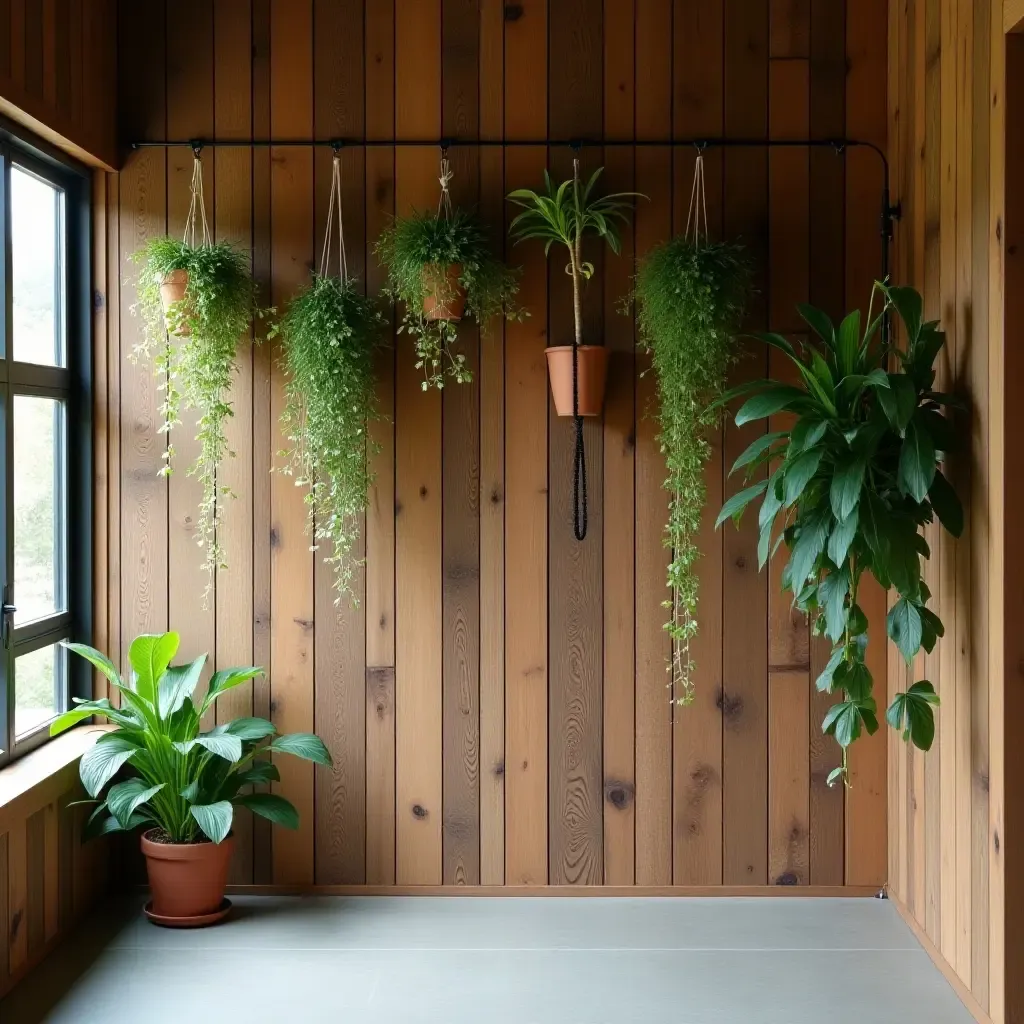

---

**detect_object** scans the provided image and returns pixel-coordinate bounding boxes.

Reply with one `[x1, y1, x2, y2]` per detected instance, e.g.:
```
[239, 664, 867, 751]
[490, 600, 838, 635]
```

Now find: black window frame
[0, 121, 92, 767]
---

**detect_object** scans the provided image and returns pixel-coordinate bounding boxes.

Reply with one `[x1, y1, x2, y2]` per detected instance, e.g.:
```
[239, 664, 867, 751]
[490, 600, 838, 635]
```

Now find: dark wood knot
[412, 804, 428, 819]
[775, 872, 799, 886]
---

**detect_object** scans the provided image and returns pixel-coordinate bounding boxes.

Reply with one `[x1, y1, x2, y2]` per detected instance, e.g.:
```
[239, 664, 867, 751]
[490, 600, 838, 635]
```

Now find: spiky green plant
[275, 274, 383, 601]
[375, 209, 522, 389]
[633, 238, 752, 704]
[130, 238, 261, 598]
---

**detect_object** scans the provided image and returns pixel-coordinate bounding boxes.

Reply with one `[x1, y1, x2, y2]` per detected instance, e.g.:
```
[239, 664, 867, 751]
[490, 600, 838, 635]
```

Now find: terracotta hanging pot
[545, 345, 609, 417]
[422, 262, 466, 321]
[141, 829, 234, 928]
[158, 269, 191, 336]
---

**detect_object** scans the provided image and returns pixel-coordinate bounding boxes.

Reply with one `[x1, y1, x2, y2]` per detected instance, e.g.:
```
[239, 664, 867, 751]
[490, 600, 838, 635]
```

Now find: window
[0, 132, 91, 765]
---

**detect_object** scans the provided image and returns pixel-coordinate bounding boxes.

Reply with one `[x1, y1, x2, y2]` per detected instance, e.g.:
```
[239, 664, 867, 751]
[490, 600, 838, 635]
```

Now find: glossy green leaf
[818, 569, 850, 644]
[836, 309, 861, 377]
[797, 303, 836, 347]
[715, 480, 769, 529]
[235, 792, 300, 829]
[61, 642, 121, 692]
[815, 644, 846, 693]
[885, 285, 923, 345]
[107, 779, 165, 830]
[734, 386, 810, 426]
[730, 431, 788, 474]
[877, 373, 917, 435]
[223, 717, 277, 742]
[128, 632, 180, 706]
[785, 510, 831, 593]
[79, 733, 137, 798]
[270, 733, 333, 767]
[783, 447, 823, 506]
[830, 457, 867, 521]
[191, 801, 234, 844]
[928, 470, 963, 538]
[898, 417, 937, 502]
[200, 666, 264, 716]
[194, 734, 244, 763]
[827, 509, 858, 568]
[887, 597, 923, 663]
[157, 654, 207, 720]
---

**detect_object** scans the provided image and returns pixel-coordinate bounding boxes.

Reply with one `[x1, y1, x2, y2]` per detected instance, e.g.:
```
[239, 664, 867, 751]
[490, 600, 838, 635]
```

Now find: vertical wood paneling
[671, 0, 725, 888]
[547, 0, 604, 888]
[478, 0, 506, 887]
[503, 0, 548, 887]
[722, 0, 769, 886]
[312, 0, 368, 887]
[101, 0, 890, 898]
[7, 821, 25, 976]
[364, 0, 397, 888]
[602, 0, 636, 887]
[0, 832, 7, 993]
[394, 0, 443, 886]
[213, 0, 256, 887]
[269, 0, 315, 886]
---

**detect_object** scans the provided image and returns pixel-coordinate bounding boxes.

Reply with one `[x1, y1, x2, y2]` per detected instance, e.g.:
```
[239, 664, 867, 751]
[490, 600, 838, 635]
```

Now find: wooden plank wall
[103, 0, 888, 891]
[0, 774, 110, 1001]
[887, 0, 1012, 1020]
[0, 0, 116, 168]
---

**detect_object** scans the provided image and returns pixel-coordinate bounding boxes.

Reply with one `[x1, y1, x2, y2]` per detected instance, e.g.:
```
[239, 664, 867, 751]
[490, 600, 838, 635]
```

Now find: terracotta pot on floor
[141, 829, 234, 925]
[422, 262, 466, 320]
[159, 269, 191, 335]
[545, 345, 609, 417]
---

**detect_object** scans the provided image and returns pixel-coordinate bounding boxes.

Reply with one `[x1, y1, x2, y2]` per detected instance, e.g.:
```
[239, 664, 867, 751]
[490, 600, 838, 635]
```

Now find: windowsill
[0, 723, 113, 830]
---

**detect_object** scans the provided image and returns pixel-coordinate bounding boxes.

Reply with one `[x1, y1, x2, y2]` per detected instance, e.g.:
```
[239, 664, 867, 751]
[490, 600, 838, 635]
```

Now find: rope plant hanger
[321, 151, 349, 282]
[570, 152, 589, 542]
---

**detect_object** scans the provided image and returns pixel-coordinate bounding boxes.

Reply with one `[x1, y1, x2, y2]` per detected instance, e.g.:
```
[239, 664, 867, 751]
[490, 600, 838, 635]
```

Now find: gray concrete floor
[1, 895, 974, 1023]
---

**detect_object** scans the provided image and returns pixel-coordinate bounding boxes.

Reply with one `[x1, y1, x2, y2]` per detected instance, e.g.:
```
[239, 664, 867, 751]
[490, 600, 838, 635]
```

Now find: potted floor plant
[715, 283, 963, 784]
[375, 207, 522, 390]
[130, 234, 260, 599]
[508, 166, 640, 416]
[633, 235, 752, 704]
[51, 632, 331, 927]
[275, 272, 383, 601]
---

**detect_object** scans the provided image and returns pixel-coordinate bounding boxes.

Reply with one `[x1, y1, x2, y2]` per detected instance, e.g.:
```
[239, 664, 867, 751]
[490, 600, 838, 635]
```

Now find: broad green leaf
[790, 418, 828, 453]
[194, 734, 244, 763]
[830, 457, 867, 521]
[817, 569, 850, 644]
[50, 698, 132, 737]
[918, 607, 945, 654]
[786, 510, 831, 593]
[887, 597, 923, 663]
[885, 285, 923, 345]
[887, 682, 939, 750]
[107, 779, 165, 829]
[223, 717, 277, 742]
[928, 470, 964, 538]
[84, 811, 151, 841]
[715, 480, 769, 529]
[827, 508, 859, 568]
[191, 801, 234, 844]
[234, 762, 281, 787]
[826, 766, 846, 788]
[758, 468, 785, 532]
[270, 733, 333, 766]
[79, 733, 137, 798]
[731, 431, 788, 474]
[128, 632, 180, 706]
[842, 662, 873, 702]
[157, 654, 207, 720]
[783, 448, 823, 506]
[836, 309, 861, 377]
[898, 417, 937, 503]
[877, 373, 917, 434]
[757, 519, 773, 570]
[200, 666, 264, 716]
[61, 642, 121, 691]
[815, 644, 845, 693]
[735, 387, 810, 426]
[797, 303, 836, 347]
[235, 792, 300, 829]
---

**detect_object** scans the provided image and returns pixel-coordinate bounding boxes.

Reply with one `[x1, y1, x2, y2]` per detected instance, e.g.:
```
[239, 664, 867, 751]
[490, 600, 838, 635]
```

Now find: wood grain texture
[394, 0, 443, 886]
[269, 0, 316, 886]
[722, 0, 769, 886]
[6, 819, 25, 976]
[312, 0, 368, 887]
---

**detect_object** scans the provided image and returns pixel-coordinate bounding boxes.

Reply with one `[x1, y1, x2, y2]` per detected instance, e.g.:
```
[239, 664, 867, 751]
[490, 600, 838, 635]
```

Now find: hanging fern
[633, 238, 752, 703]
[130, 237, 260, 600]
[275, 275, 383, 602]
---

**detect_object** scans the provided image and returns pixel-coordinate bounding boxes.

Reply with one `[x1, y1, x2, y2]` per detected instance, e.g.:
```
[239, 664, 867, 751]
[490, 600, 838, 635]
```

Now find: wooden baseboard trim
[887, 888, 992, 1024]
[224, 884, 881, 898]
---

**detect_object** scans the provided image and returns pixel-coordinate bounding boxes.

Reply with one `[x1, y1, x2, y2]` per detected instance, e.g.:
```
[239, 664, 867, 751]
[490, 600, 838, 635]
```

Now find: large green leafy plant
[375, 208, 522, 389]
[275, 275, 382, 601]
[633, 238, 752, 704]
[51, 632, 332, 844]
[716, 283, 962, 782]
[130, 237, 261, 595]
[508, 167, 639, 345]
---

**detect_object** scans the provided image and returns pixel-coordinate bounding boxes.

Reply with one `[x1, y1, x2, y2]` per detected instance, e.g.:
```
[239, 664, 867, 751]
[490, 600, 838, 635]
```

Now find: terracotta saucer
[143, 897, 232, 929]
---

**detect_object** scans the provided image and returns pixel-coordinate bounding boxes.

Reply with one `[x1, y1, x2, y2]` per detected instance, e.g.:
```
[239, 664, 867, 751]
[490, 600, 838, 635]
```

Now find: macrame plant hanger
[320, 148, 349, 283]
[185, 146, 211, 248]
[437, 146, 453, 223]
[571, 149, 588, 542]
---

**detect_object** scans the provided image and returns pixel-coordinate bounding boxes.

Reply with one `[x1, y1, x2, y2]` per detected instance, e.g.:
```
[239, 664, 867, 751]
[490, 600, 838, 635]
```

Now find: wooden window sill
[0, 724, 114, 832]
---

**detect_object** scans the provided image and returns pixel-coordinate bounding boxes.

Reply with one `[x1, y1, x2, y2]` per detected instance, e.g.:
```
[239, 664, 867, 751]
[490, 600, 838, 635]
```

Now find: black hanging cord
[570, 145, 588, 542]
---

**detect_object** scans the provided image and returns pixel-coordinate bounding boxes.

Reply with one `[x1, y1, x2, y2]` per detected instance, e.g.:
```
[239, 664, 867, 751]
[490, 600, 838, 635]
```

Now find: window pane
[15, 641, 66, 737]
[12, 165, 64, 366]
[14, 395, 65, 623]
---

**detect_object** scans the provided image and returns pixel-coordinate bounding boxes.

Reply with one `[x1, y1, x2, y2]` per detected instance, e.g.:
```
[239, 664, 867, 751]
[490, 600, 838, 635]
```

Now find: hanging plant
[715, 282, 963, 784]
[375, 154, 522, 390]
[274, 154, 383, 601]
[632, 155, 752, 704]
[129, 154, 261, 600]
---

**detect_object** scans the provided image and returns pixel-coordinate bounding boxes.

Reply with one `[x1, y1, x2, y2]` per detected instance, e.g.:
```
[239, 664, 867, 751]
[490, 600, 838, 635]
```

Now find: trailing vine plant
[632, 153, 751, 704]
[375, 153, 523, 390]
[274, 154, 383, 601]
[129, 154, 261, 600]
[715, 283, 963, 784]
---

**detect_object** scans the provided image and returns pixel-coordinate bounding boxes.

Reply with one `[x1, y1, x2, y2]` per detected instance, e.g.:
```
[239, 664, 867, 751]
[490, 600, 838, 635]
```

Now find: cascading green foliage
[375, 208, 522, 389]
[716, 283, 963, 784]
[130, 238, 261, 597]
[51, 632, 332, 844]
[633, 239, 752, 705]
[275, 274, 383, 602]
